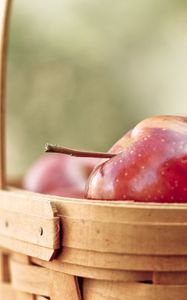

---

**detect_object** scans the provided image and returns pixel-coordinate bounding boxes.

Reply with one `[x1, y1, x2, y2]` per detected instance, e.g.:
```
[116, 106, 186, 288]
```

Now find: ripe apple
[23, 153, 98, 198]
[86, 115, 187, 203]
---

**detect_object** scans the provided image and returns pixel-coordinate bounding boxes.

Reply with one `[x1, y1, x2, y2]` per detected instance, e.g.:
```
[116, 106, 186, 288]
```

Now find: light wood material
[57, 247, 187, 272]
[16, 292, 35, 300]
[0, 208, 59, 249]
[50, 270, 81, 300]
[0, 0, 11, 189]
[0, 190, 58, 217]
[10, 257, 82, 300]
[0, 190, 60, 260]
[10, 259, 50, 297]
[3, 189, 187, 255]
[60, 215, 187, 255]
[32, 257, 152, 282]
[83, 280, 187, 300]
[0, 283, 35, 300]
[53, 196, 187, 255]
[53, 197, 187, 223]
[0, 282, 16, 300]
[153, 271, 187, 285]
[0, 209, 59, 248]
[0, 235, 58, 261]
[11, 254, 35, 300]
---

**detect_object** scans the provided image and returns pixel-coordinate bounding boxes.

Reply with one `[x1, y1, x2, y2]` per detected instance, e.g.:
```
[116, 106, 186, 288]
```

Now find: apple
[86, 115, 187, 203]
[23, 153, 98, 198]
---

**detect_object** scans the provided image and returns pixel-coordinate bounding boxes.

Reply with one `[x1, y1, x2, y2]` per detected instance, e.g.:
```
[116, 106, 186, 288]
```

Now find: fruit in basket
[23, 153, 98, 198]
[86, 115, 187, 203]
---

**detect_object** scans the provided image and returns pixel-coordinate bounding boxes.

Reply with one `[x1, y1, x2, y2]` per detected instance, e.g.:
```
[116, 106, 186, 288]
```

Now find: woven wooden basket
[1, 1, 187, 299]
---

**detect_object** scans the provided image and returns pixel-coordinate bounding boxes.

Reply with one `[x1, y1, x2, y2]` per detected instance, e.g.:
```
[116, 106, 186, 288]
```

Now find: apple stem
[45, 143, 116, 159]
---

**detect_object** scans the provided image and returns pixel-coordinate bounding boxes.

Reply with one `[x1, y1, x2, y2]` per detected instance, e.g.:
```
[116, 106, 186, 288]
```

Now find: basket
[1, 1, 187, 299]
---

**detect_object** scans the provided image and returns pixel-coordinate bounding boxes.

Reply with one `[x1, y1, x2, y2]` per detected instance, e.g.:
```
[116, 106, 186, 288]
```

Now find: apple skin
[23, 153, 98, 198]
[86, 115, 187, 203]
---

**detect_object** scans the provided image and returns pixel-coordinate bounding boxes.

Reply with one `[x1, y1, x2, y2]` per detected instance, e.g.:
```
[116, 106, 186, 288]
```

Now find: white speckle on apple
[161, 139, 165, 142]
[130, 169, 156, 193]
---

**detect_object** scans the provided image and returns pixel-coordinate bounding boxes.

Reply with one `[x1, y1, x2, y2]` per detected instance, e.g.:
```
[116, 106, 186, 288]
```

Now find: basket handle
[0, 0, 12, 189]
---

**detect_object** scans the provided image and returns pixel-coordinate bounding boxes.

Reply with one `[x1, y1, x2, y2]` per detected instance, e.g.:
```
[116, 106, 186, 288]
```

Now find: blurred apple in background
[23, 153, 99, 198]
[86, 115, 187, 203]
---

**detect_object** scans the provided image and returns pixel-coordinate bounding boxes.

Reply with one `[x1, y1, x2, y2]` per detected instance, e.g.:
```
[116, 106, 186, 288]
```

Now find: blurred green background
[6, 0, 187, 178]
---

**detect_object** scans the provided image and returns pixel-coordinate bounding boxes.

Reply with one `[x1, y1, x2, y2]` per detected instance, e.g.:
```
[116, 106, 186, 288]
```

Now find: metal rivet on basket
[40, 227, 43, 236]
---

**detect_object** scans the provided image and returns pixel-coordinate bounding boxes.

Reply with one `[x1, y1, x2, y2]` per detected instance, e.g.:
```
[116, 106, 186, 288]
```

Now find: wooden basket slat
[0, 282, 17, 300]
[0, 210, 59, 248]
[15, 291, 35, 300]
[0, 190, 57, 217]
[4, 190, 187, 257]
[0, 190, 60, 260]
[61, 215, 187, 255]
[0, 235, 58, 261]
[50, 270, 81, 300]
[11, 254, 39, 300]
[83, 280, 187, 300]
[53, 197, 187, 222]
[10, 257, 81, 300]
[153, 271, 187, 285]
[32, 257, 152, 282]
[56, 247, 187, 271]
[10, 259, 51, 297]
[0, 283, 34, 300]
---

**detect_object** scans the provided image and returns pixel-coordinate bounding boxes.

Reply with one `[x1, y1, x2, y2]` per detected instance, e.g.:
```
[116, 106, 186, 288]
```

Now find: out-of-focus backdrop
[6, 0, 187, 178]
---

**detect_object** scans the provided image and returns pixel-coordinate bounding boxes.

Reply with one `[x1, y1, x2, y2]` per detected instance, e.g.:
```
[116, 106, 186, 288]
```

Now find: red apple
[23, 153, 98, 198]
[86, 115, 187, 203]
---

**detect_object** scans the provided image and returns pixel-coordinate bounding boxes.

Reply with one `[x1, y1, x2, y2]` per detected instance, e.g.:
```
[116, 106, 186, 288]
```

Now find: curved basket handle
[0, 0, 12, 189]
